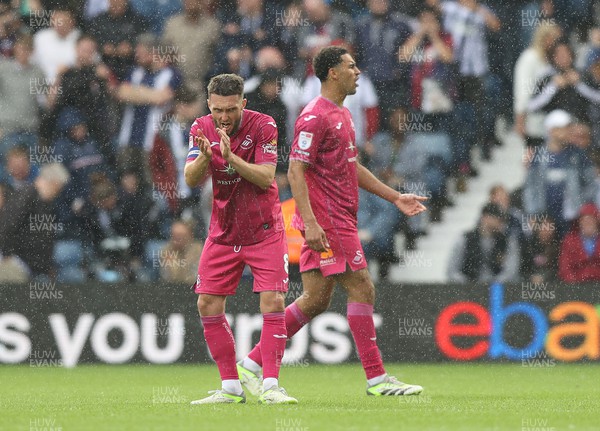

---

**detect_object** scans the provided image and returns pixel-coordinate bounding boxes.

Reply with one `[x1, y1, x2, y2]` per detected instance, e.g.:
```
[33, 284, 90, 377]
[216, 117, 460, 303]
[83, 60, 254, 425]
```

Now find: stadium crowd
[0, 0, 598, 284]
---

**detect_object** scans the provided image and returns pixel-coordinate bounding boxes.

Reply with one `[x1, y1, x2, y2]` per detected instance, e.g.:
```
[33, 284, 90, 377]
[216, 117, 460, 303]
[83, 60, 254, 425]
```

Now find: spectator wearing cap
[523, 109, 597, 238]
[558, 203, 600, 283]
[32, 7, 80, 84]
[88, 0, 148, 81]
[447, 203, 520, 284]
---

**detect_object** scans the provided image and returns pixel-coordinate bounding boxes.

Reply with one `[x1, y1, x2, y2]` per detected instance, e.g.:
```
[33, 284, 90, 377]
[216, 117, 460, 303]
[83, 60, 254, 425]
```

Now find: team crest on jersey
[298, 131, 313, 150]
[218, 163, 237, 176]
[241, 134, 253, 149]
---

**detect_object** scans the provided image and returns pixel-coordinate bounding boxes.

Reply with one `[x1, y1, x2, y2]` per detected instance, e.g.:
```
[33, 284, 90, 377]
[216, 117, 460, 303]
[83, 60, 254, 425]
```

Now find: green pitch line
[1, 363, 599, 431]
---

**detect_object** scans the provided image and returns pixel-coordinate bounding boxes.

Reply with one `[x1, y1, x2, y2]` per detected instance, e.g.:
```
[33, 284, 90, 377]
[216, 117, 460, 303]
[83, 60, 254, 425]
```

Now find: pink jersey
[187, 109, 282, 246]
[290, 96, 359, 231]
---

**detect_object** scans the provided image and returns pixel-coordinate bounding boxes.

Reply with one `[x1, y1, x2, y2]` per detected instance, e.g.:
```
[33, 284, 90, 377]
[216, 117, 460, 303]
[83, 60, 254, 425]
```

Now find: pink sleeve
[289, 114, 323, 165]
[254, 117, 278, 165]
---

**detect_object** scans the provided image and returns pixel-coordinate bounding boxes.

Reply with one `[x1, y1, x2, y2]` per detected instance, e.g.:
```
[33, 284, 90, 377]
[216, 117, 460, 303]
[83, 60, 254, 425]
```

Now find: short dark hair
[207, 74, 244, 97]
[313, 46, 348, 82]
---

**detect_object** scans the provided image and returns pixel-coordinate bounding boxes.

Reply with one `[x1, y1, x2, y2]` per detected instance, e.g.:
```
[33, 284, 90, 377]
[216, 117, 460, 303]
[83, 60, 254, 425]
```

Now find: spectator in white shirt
[513, 22, 562, 148]
[32, 7, 81, 84]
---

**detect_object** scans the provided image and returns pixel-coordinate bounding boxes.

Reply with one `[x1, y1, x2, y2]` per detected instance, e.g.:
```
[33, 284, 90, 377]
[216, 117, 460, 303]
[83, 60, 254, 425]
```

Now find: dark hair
[207, 74, 244, 97]
[313, 46, 348, 82]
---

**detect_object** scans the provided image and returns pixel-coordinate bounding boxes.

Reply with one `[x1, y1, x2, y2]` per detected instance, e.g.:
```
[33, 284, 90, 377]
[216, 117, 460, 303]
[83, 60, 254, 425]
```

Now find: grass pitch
[1, 363, 598, 431]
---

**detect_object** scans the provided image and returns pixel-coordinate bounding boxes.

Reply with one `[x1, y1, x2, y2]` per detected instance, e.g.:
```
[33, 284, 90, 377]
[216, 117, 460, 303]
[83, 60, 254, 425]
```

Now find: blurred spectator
[447, 203, 520, 283]
[369, 106, 452, 240]
[0, 163, 70, 279]
[245, 68, 288, 149]
[0, 1, 22, 57]
[558, 203, 600, 283]
[49, 34, 116, 163]
[520, 213, 559, 284]
[580, 48, 600, 150]
[570, 122, 591, 150]
[4, 145, 39, 190]
[88, 0, 148, 81]
[162, 0, 220, 104]
[355, 0, 411, 124]
[0, 34, 45, 150]
[293, 0, 355, 77]
[358, 188, 401, 279]
[400, 7, 456, 173]
[433, 0, 501, 164]
[0, 181, 30, 282]
[129, 0, 181, 34]
[32, 6, 80, 83]
[159, 219, 202, 284]
[488, 184, 521, 238]
[75, 172, 151, 281]
[217, 0, 280, 52]
[301, 41, 379, 147]
[523, 110, 597, 237]
[528, 40, 600, 124]
[244, 45, 301, 145]
[53, 107, 104, 203]
[514, 22, 562, 147]
[116, 33, 182, 183]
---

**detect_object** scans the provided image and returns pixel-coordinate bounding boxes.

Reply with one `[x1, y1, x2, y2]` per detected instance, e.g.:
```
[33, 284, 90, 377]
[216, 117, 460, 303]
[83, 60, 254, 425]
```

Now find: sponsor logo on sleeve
[298, 131, 313, 150]
[303, 115, 317, 122]
[263, 139, 278, 155]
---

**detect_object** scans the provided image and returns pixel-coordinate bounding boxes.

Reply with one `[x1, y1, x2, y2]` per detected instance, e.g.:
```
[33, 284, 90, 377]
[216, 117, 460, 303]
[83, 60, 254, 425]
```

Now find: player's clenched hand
[304, 222, 329, 252]
[194, 129, 212, 159]
[217, 127, 232, 161]
[394, 193, 428, 217]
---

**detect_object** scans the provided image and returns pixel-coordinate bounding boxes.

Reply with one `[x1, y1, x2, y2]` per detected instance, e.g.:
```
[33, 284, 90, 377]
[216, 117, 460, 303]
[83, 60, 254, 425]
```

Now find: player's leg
[336, 267, 423, 396]
[239, 269, 335, 382]
[238, 232, 303, 403]
[191, 240, 246, 405]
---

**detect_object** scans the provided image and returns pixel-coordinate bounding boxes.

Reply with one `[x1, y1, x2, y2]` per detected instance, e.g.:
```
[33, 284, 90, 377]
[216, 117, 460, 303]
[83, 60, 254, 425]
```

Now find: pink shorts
[194, 231, 289, 295]
[299, 228, 367, 277]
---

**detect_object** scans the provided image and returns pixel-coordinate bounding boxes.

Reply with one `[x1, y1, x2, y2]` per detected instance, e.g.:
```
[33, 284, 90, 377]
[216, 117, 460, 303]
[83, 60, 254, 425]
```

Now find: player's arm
[288, 160, 329, 251]
[356, 161, 428, 217]
[217, 127, 275, 190]
[184, 129, 212, 188]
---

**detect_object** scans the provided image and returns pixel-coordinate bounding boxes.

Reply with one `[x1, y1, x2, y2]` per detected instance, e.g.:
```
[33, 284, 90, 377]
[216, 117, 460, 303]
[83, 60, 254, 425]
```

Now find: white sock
[263, 377, 278, 391]
[222, 379, 243, 395]
[241, 357, 261, 374]
[367, 373, 387, 387]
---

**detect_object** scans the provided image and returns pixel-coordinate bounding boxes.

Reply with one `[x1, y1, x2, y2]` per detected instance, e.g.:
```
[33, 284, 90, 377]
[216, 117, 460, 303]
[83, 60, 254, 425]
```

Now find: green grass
[1, 363, 599, 431]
